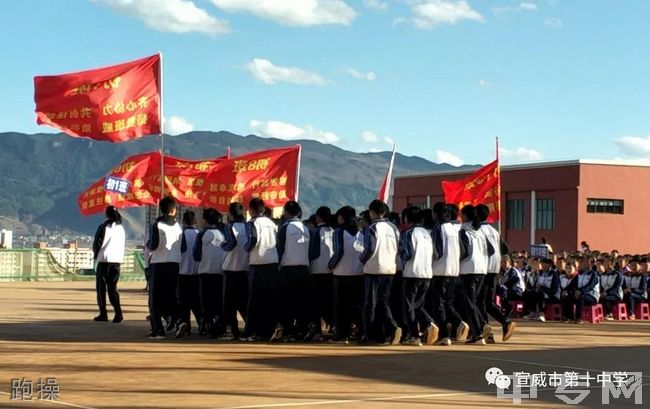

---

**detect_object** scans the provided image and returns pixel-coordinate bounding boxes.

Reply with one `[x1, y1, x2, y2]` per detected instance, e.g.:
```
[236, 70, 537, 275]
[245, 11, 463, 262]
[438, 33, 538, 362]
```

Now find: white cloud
[245, 59, 328, 85]
[96, 0, 230, 35]
[406, 0, 484, 29]
[346, 68, 376, 81]
[544, 17, 563, 28]
[165, 115, 195, 135]
[385, 136, 395, 145]
[499, 146, 543, 162]
[435, 149, 464, 167]
[361, 131, 379, 143]
[478, 78, 492, 87]
[209, 0, 356, 26]
[363, 0, 388, 11]
[615, 136, 650, 157]
[494, 2, 538, 15]
[250, 119, 339, 144]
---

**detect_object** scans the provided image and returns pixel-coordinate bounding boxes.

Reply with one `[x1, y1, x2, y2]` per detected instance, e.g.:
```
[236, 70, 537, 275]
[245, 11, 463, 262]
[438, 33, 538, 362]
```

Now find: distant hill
[0, 131, 470, 239]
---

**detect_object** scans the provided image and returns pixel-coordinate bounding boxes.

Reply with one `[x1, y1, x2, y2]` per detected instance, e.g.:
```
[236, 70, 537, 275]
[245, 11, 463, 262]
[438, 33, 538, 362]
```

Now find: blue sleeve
[276, 223, 288, 264]
[244, 221, 257, 252]
[92, 223, 107, 260]
[192, 231, 205, 262]
[632, 275, 648, 296]
[432, 225, 443, 261]
[328, 229, 345, 270]
[359, 225, 376, 265]
[181, 231, 187, 253]
[400, 229, 413, 262]
[146, 223, 160, 251]
[459, 230, 471, 261]
[504, 269, 519, 288]
[309, 227, 321, 262]
[608, 272, 623, 295]
[579, 272, 599, 293]
[547, 271, 560, 297]
[222, 225, 237, 252]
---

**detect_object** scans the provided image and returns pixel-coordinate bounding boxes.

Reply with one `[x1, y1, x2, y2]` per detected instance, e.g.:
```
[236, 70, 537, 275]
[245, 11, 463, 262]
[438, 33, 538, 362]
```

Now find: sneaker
[425, 323, 439, 346]
[465, 337, 486, 345]
[112, 315, 124, 324]
[628, 314, 636, 321]
[148, 331, 165, 340]
[218, 333, 236, 342]
[402, 337, 422, 346]
[243, 335, 260, 342]
[537, 314, 546, 322]
[165, 318, 176, 332]
[390, 326, 403, 345]
[574, 320, 585, 325]
[486, 334, 496, 344]
[522, 313, 537, 320]
[329, 336, 350, 345]
[456, 322, 470, 342]
[437, 337, 452, 346]
[502, 321, 516, 342]
[605, 314, 614, 321]
[481, 324, 492, 340]
[270, 325, 284, 343]
[93, 314, 108, 322]
[176, 322, 188, 339]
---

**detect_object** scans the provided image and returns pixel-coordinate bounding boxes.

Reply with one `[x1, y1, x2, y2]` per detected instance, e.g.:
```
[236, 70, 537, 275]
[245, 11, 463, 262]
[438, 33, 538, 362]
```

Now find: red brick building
[394, 160, 650, 254]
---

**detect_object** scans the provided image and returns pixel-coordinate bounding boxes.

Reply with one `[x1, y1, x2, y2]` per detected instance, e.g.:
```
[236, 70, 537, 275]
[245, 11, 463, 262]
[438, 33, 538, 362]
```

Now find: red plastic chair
[582, 304, 604, 324]
[612, 303, 628, 320]
[633, 303, 650, 320]
[545, 304, 563, 321]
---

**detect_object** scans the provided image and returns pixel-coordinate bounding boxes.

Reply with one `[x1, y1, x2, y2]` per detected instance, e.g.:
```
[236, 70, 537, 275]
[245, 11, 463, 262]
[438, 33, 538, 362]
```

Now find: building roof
[396, 159, 650, 180]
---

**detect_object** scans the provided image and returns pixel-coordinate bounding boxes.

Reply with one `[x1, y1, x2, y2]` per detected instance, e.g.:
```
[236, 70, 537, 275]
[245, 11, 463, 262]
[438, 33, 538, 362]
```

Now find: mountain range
[0, 131, 469, 239]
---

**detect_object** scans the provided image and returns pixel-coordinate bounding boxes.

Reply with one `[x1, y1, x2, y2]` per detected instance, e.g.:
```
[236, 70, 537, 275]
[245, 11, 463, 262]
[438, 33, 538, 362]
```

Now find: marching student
[328, 206, 365, 344]
[476, 204, 515, 343]
[399, 206, 437, 346]
[147, 197, 183, 340]
[244, 198, 279, 341]
[176, 211, 201, 338]
[623, 257, 648, 320]
[523, 258, 560, 322]
[430, 203, 466, 346]
[273, 201, 311, 342]
[388, 211, 405, 336]
[497, 256, 525, 318]
[359, 199, 402, 345]
[563, 263, 600, 323]
[458, 205, 492, 345]
[221, 202, 250, 340]
[600, 257, 623, 320]
[193, 208, 226, 338]
[305, 206, 335, 342]
[92, 205, 126, 323]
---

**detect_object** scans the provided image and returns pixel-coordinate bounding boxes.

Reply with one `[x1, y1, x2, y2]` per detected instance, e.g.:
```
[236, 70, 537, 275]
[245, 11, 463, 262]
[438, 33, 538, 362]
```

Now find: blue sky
[2, 0, 650, 166]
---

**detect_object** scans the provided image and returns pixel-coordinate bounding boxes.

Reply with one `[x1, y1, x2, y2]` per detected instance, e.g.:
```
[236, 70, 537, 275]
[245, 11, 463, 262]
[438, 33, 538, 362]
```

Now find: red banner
[35, 54, 161, 143]
[441, 160, 501, 222]
[78, 146, 300, 215]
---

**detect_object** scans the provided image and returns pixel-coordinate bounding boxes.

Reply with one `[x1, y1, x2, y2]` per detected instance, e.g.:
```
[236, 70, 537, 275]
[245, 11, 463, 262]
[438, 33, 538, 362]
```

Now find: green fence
[0, 249, 146, 282]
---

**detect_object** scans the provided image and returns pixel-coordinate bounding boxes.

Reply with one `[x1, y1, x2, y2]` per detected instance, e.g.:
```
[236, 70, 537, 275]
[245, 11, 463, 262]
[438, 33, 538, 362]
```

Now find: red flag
[378, 144, 396, 203]
[441, 160, 501, 222]
[201, 146, 301, 211]
[35, 54, 161, 143]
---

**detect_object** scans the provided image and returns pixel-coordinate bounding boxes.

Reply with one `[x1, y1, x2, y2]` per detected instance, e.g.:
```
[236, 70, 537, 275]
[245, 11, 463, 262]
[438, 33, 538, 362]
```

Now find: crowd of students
[90, 197, 648, 346]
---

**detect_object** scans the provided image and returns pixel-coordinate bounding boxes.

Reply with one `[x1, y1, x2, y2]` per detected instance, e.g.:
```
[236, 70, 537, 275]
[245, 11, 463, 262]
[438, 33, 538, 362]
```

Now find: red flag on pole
[34, 54, 161, 143]
[441, 159, 501, 222]
[378, 144, 397, 203]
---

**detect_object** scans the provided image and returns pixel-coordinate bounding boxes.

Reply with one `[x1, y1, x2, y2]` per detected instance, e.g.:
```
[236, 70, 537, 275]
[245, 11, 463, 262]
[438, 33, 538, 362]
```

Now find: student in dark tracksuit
[600, 259, 624, 319]
[523, 258, 561, 322]
[221, 203, 250, 340]
[93, 206, 126, 323]
[305, 206, 335, 342]
[623, 258, 648, 319]
[244, 198, 279, 341]
[147, 197, 183, 340]
[272, 201, 311, 342]
[563, 266, 600, 322]
[176, 211, 201, 338]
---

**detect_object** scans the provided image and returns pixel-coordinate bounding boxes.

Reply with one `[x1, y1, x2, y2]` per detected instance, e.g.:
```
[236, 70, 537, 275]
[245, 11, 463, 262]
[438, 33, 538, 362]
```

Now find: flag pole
[295, 144, 302, 202]
[496, 136, 502, 234]
[158, 51, 165, 203]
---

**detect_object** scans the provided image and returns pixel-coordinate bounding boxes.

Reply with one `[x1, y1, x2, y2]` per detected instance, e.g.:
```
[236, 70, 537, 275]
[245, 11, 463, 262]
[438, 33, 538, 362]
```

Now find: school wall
[577, 164, 650, 254]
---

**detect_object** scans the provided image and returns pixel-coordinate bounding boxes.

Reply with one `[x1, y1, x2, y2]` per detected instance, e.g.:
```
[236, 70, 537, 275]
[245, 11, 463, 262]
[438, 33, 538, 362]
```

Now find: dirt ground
[0, 281, 648, 409]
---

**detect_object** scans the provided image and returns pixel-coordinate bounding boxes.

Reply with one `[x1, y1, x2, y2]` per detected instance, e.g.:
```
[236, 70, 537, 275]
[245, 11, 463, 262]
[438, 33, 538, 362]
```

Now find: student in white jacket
[458, 205, 493, 345]
[175, 211, 201, 339]
[92, 206, 126, 323]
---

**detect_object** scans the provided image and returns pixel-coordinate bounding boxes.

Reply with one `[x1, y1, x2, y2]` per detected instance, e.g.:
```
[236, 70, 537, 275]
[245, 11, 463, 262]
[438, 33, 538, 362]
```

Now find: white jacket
[401, 226, 434, 279]
[459, 223, 489, 275]
[94, 222, 126, 264]
[360, 219, 400, 275]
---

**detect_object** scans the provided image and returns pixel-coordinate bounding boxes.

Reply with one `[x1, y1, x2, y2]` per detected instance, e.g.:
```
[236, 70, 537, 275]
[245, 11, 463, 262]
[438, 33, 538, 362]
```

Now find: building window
[536, 198, 555, 230]
[408, 202, 427, 210]
[586, 198, 624, 214]
[507, 199, 525, 230]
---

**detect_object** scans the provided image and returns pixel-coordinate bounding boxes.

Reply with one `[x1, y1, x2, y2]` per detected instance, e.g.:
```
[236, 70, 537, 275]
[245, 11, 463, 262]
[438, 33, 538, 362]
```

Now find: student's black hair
[203, 208, 222, 226]
[105, 206, 122, 224]
[461, 205, 481, 230]
[249, 198, 266, 216]
[360, 210, 371, 225]
[284, 201, 302, 218]
[336, 206, 358, 235]
[228, 202, 245, 221]
[446, 203, 459, 222]
[182, 210, 196, 227]
[264, 207, 273, 218]
[159, 196, 177, 216]
[476, 204, 490, 223]
[433, 202, 446, 221]
[387, 211, 401, 226]
[404, 206, 422, 225]
[541, 237, 548, 244]
[368, 199, 388, 217]
[316, 206, 333, 226]
[308, 214, 318, 228]
[421, 208, 435, 229]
